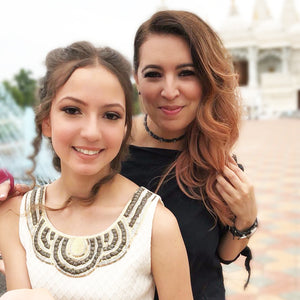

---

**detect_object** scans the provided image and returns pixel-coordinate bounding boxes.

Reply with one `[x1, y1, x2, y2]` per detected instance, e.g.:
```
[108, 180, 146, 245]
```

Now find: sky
[0, 0, 299, 82]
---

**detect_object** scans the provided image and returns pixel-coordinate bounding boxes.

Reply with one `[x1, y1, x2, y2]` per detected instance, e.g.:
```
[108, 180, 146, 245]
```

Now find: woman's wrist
[229, 218, 258, 239]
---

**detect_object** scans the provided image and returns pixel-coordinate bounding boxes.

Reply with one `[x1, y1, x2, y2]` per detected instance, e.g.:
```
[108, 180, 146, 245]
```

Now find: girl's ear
[42, 117, 52, 137]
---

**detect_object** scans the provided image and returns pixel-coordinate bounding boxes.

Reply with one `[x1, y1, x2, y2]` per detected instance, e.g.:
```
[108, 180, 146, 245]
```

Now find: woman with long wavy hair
[122, 10, 258, 299]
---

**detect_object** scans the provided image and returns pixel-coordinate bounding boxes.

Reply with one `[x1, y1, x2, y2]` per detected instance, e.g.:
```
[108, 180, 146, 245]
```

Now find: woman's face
[42, 66, 126, 178]
[135, 34, 202, 138]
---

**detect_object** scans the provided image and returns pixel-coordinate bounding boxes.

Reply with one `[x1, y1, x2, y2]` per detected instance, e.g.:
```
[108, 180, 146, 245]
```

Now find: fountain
[0, 84, 59, 184]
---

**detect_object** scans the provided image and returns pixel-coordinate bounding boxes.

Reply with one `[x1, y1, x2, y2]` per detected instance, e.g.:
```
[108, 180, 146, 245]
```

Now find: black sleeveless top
[121, 145, 232, 299]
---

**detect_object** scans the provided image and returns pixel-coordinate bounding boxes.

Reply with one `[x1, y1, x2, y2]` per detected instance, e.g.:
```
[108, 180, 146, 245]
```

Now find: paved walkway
[224, 118, 300, 299]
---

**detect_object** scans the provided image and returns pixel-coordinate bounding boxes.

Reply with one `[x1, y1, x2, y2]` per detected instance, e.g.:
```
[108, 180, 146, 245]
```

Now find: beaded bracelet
[229, 218, 258, 239]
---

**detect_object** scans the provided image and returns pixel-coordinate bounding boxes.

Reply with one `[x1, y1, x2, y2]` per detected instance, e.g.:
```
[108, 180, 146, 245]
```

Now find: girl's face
[42, 66, 126, 178]
[135, 34, 202, 138]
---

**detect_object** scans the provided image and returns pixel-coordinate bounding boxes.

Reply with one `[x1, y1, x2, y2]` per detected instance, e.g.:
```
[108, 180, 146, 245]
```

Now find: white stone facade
[218, 0, 300, 119]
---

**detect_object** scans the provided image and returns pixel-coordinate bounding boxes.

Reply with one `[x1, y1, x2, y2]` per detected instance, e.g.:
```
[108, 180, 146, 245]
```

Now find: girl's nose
[81, 117, 101, 142]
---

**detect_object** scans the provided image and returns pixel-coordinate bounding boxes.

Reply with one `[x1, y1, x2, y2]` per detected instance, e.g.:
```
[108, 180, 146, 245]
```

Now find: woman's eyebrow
[142, 63, 194, 73]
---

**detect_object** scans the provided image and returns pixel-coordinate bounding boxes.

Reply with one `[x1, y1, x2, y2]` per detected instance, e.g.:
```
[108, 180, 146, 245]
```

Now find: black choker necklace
[143, 114, 185, 143]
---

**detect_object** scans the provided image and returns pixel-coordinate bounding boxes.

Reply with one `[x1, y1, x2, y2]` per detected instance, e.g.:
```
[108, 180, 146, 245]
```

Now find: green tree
[3, 69, 37, 108]
[132, 83, 141, 115]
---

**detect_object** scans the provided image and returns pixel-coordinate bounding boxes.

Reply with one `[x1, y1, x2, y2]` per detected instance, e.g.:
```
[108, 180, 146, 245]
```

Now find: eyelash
[104, 112, 121, 120]
[143, 69, 195, 78]
[61, 107, 121, 120]
[144, 71, 161, 78]
[179, 70, 195, 76]
[61, 106, 80, 115]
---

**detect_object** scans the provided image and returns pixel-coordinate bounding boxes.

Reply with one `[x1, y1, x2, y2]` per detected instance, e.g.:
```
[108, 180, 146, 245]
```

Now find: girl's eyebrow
[59, 96, 125, 111]
[141, 63, 194, 73]
[59, 96, 86, 105]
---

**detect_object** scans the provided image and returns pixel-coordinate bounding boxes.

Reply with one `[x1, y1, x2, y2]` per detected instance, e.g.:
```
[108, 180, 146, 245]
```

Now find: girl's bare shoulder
[0, 195, 23, 248]
[0, 195, 23, 219]
[152, 202, 179, 237]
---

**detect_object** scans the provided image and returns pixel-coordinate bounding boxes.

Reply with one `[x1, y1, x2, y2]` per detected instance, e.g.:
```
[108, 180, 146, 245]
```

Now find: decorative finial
[157, 0, 167, 11]
[229, 0, 238, 16]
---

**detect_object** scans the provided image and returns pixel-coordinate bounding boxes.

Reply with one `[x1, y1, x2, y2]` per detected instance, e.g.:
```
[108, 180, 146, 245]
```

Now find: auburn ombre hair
[134, 10, 242, 226]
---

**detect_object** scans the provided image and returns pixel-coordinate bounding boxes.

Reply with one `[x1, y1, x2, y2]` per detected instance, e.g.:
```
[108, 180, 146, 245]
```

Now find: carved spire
[281, 0, 299, 29]
[157, 0, 167, 11]
[229, 0, 238, 16]
[252, 0, 271, 22]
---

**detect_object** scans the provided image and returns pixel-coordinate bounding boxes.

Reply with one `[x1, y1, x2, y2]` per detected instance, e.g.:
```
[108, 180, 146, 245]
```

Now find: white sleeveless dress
[19, 186, 161, 300]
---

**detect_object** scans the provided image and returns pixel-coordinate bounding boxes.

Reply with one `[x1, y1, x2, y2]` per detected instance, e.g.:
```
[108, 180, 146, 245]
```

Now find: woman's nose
[161, 77, 180, 100]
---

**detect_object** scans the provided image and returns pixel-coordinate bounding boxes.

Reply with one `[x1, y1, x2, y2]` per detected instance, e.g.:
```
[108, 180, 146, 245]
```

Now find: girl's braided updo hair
[28, 41, 133, 198]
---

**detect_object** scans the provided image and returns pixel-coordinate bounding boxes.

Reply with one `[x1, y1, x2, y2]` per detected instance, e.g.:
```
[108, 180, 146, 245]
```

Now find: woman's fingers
[0, 181, 11, 201]
[0, 183, 29, 201]
[216, 174, 236, 199]
[216, 163, 257, 229]
[14, 184, 30, 195]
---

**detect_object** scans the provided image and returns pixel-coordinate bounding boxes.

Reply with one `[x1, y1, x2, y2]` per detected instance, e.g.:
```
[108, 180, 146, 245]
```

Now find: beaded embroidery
[25, 186, 154, 277]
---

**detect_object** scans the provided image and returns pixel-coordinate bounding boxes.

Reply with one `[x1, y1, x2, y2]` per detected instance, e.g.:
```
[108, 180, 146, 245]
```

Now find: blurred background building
[219, 0, 300, 119]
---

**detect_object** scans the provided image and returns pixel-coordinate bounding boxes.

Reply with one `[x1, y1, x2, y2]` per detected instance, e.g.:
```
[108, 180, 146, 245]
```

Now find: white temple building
[218, 0, 300, 119]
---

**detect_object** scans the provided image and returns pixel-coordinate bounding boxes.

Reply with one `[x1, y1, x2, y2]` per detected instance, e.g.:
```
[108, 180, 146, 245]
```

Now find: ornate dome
[251, 0, 288, 48]
[218, 0, 252, 47]
[253, 19, 288, 47]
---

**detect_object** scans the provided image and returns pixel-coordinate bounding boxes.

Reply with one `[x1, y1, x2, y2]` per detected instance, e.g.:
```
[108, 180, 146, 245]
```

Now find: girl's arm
[0, 288, 55, 300]
[0, 196, 31, 290]
[0, 255, 4, 274]
[151, 204, 194, 300]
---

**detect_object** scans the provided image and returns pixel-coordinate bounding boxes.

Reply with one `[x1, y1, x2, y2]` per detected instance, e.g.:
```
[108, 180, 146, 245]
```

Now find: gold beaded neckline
[26, 186, 153, 277]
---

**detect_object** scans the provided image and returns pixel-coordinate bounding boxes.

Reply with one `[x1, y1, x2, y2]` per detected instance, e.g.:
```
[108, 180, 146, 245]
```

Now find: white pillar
[282, 47, 290, 74]
[248, 46, 258, 87]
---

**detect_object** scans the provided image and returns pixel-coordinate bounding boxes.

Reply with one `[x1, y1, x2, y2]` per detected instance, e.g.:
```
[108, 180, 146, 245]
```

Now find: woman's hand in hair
[216, 157, 257, 230]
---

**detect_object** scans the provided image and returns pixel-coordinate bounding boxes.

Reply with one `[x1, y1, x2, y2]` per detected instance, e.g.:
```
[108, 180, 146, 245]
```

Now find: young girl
[0, 41, 193, 300]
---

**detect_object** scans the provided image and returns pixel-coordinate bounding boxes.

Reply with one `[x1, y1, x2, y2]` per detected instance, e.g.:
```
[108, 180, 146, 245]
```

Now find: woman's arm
[151, 204, 194, 300]
[0, 196, 31, 289]
[216, 157, 257, 260]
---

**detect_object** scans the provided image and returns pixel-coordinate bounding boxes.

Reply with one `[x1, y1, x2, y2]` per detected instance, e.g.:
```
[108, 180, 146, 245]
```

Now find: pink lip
[159, 106, 183, 116]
